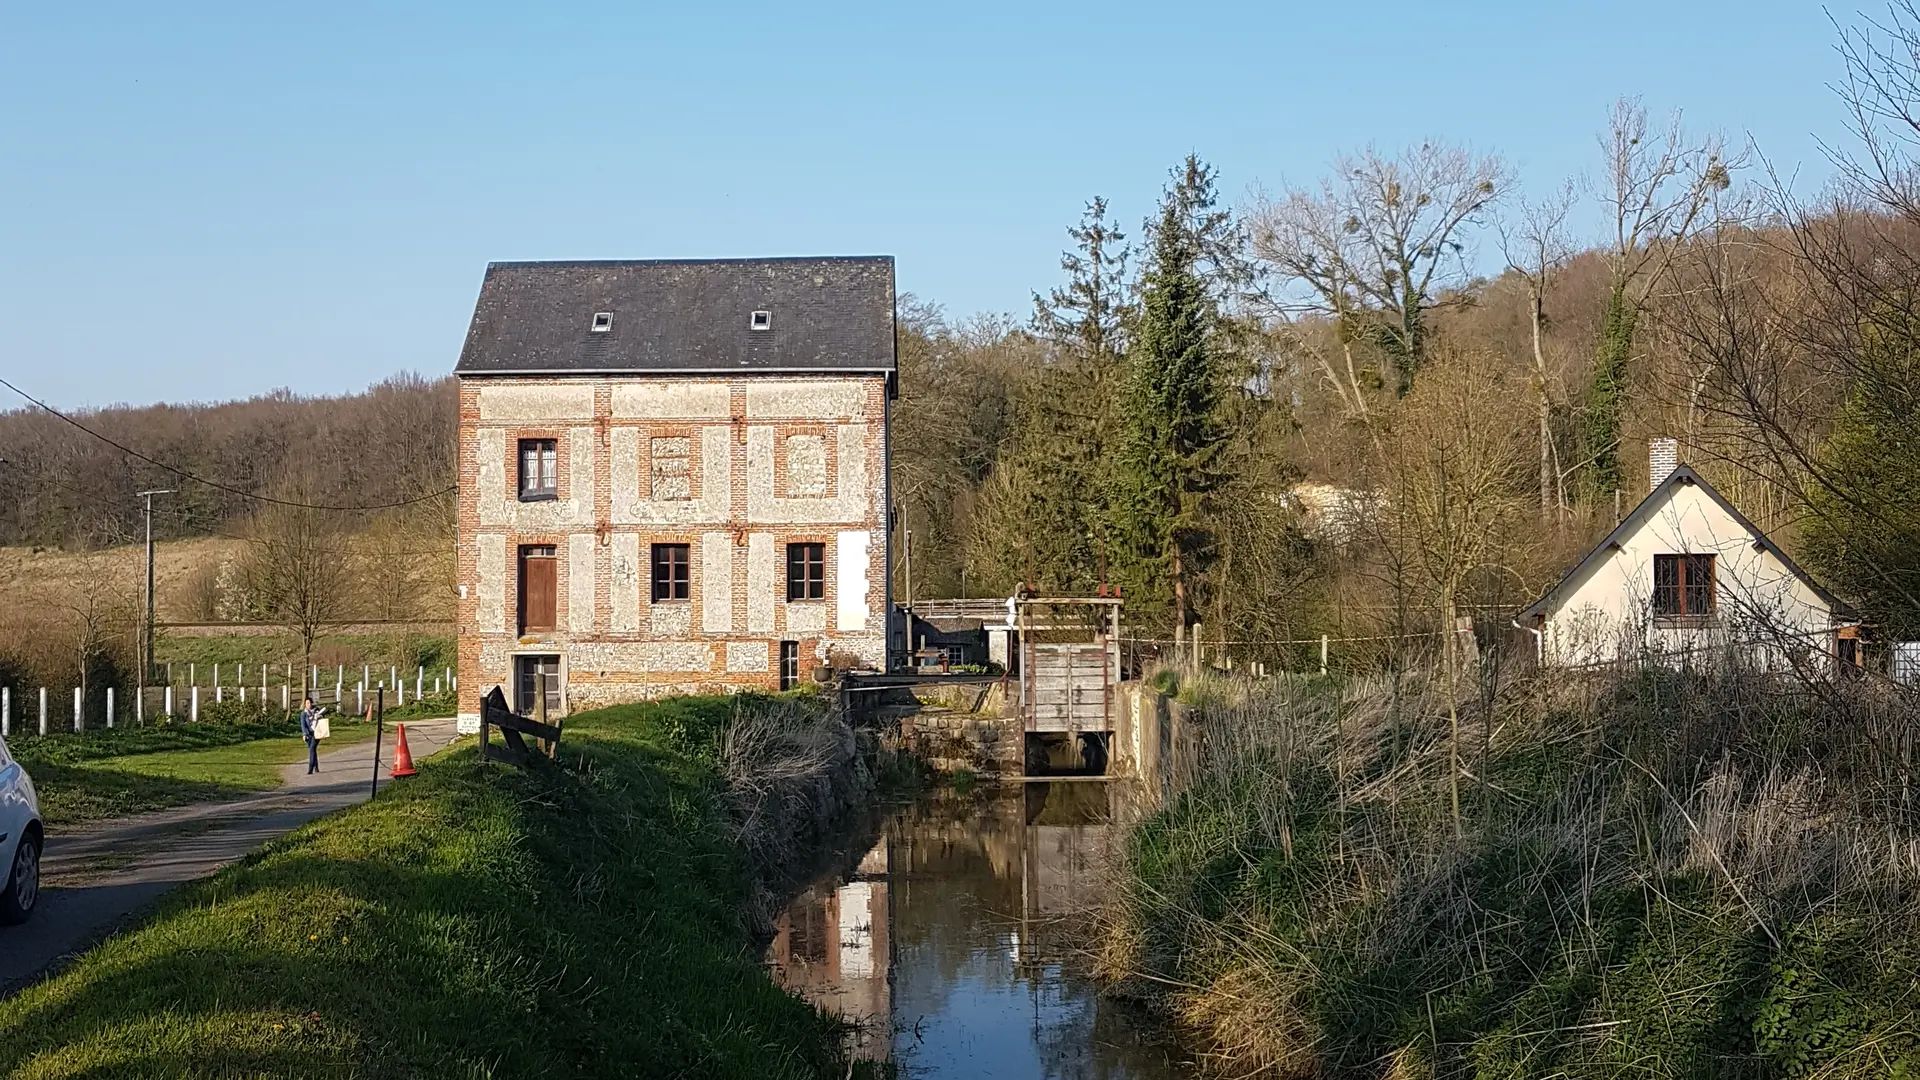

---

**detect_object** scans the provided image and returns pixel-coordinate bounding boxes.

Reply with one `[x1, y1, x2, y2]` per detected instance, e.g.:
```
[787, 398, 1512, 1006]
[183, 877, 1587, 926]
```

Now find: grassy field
[0, 696, 881, 1079]
[153, 633, 454, 680]
[12, 695, 456, 825]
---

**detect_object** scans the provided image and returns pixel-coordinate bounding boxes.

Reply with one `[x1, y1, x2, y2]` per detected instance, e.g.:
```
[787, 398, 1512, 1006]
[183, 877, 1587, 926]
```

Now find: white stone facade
[456, 375, 892, 718]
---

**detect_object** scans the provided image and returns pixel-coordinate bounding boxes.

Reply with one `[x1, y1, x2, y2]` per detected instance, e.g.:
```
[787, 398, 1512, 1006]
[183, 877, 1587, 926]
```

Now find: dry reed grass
[1100, 650, 1920, 1078]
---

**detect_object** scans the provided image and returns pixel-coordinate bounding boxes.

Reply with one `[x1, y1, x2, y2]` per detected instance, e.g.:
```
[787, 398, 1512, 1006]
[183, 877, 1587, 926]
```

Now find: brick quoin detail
[456, 374, 891, 718]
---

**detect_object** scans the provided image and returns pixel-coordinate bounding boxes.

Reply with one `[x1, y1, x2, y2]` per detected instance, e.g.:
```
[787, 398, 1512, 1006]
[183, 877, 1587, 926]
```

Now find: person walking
[299, 697, 321, 775]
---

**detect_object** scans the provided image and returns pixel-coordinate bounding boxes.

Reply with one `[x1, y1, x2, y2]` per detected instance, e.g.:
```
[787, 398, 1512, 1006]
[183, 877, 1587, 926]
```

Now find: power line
[0, 375, 455, 512]
[0, 460, 451, 557]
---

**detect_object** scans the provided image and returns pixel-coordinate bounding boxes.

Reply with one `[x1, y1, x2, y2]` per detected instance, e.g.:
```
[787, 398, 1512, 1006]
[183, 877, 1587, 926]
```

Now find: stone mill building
[452, 257, 897, 721]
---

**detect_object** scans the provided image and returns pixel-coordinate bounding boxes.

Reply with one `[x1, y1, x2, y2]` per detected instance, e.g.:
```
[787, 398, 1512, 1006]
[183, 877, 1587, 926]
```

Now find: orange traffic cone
[389, 723, 418, 779]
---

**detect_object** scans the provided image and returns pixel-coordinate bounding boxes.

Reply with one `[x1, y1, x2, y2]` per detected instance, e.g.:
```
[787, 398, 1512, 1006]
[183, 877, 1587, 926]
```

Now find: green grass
[0, 696, 881, 1079]
[12, 697, 452, 826]
[154, 633, 454, 676]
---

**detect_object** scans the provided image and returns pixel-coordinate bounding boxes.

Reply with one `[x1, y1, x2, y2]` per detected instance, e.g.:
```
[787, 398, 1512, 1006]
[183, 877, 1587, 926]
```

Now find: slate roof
[454, 257, 896, 377]
[1517, 465, 1855, 621]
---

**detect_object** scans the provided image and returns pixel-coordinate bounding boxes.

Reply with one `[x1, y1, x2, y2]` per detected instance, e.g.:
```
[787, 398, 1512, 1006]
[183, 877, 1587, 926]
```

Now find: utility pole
[138, 489, 174, 695]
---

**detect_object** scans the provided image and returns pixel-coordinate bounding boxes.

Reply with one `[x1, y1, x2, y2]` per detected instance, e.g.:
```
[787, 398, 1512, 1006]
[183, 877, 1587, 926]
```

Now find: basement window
[749, 310, 772, 331]
[591, 311, 613, 333]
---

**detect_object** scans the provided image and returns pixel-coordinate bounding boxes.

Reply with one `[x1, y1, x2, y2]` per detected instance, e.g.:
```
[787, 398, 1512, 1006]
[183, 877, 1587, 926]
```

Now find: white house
[1517, 444, 1855, 670]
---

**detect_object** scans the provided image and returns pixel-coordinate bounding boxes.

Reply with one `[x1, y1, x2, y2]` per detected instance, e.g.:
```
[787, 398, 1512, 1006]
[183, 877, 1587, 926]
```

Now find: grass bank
[0, 692, 883, 1078]
[1102, 666, 1920, 1079]
[12, 695, 453, 825]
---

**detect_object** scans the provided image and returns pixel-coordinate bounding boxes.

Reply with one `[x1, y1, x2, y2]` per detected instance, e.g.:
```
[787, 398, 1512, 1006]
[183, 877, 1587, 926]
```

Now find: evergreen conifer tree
[1802, 312, 1920, 636]
[986, 199, 1134, 593]
[1111, 157, 1239, 630]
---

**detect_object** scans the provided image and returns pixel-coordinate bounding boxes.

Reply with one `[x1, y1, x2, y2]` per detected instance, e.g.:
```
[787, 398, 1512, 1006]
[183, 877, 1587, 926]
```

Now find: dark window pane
[518, 438, 557, 500]
[652, 543, 690, 601]
[1653, 555, 1681, 616]
[786, 543, 825, 600]
[1684, 554, 1715, 614]
[780, 641, 799, 691]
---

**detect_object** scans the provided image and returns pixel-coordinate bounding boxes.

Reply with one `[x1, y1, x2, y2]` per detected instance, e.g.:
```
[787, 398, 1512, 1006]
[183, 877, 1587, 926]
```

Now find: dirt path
[0, 718, 462, 995]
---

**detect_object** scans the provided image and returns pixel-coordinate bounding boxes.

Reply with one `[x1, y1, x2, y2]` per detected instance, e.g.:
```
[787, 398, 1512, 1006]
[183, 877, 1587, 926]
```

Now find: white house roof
[1518, 466, 1854, 622]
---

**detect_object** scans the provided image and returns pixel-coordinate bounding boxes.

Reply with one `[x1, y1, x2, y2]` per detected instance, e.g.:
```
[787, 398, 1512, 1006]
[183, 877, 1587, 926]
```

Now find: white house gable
[1526, 467, 1848, 668]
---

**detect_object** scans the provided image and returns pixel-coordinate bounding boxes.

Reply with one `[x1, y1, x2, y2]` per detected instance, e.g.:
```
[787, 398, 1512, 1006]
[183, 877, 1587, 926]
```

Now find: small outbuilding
[1517, 444, 1856, 670]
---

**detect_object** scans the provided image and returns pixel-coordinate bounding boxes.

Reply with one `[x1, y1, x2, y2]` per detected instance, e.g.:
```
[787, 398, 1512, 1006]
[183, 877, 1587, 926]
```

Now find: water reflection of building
[767, 838, 892, 1062]
[770, 786, 1190, 1077]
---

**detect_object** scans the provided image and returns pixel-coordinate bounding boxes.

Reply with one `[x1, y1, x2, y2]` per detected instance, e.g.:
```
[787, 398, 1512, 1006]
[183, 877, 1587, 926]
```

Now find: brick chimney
[1649, 437, 1679, 491]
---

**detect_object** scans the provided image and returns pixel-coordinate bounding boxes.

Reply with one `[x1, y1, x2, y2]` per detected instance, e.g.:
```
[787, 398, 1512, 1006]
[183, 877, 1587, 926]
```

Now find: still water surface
[768, 783, 1197, 1078]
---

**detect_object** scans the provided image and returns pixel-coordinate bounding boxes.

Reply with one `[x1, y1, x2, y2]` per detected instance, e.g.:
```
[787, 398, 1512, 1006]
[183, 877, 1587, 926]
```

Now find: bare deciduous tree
[240, 475, 355, 683]
[1501, 181, 1579, 520]
[1252, 142, 1508, 406]
[1585, 98, 1736, 495]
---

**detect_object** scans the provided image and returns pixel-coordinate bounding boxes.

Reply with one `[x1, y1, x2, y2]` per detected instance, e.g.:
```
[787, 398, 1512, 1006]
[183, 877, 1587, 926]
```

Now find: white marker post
[106, 687, 115, 729]
[191, 686, 199, 722]
[39, 688, 48, 735]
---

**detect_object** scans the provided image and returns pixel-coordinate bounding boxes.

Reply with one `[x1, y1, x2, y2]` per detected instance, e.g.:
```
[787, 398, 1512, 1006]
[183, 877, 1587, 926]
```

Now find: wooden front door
[519, 545, 556, 634]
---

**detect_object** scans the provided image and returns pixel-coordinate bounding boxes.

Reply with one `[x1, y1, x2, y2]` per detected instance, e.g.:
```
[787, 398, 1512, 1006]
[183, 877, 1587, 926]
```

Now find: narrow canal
[768, 782, 1197, 1078]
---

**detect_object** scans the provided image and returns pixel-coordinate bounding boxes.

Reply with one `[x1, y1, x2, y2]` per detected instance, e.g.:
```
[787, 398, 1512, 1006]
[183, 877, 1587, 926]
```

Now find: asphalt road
[0, 717, 461, 996]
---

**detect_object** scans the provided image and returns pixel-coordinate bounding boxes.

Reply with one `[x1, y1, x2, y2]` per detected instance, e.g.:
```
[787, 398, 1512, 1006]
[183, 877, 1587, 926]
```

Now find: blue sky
[0, 1, 1850, 408]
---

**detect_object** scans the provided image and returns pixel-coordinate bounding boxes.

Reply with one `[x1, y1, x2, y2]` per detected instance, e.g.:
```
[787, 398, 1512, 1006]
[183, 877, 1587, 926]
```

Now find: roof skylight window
[591, 311, 613, 333]
[749, 310, 772, 331]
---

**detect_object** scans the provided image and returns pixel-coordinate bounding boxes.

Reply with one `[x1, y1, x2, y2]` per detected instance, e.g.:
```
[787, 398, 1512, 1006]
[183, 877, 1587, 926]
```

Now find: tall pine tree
[1111, 157, 1238, 630]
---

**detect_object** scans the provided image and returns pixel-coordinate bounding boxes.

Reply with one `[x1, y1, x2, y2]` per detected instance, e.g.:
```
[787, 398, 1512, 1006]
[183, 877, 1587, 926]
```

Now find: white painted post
[106, 687, 115, 729]
[282, 684, 289, 709]
[434, 677, 441, 694]
[2, 686, 9, 737]
[39, 687, 48, 735]
[261, 665, 267, 698]
[356, 683, 364, 714]
[189, 663, 195, 687]
[390, 666, 397, 691]
[164, 684, 174, 719]
[213, 663, 220, 694]
[363, 665, 370, 693]
[397, 681, 405, 707]
[190, 686, 199, 722]
[416, 666, 423, 698]
[240, 685, 247, 704]
[216, 684, 223, 703]
[136, 683, 143, 725]
[335, 674, 343, 706]
[1320, 634, 1329, 676]
[1192, 622, 1203, 669]
[73, 687, 82, 732]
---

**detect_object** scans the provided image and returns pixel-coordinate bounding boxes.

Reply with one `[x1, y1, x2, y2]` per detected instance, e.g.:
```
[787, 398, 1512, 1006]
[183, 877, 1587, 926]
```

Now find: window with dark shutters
[519, 545, 557, 632]
[1652, 553, 1716, 617]
[786, 543, 825, 600]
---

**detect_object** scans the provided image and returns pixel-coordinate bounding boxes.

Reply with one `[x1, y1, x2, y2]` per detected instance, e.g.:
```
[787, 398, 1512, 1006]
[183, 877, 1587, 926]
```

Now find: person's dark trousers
[306, 737, 319, 774]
